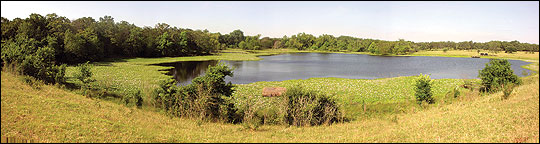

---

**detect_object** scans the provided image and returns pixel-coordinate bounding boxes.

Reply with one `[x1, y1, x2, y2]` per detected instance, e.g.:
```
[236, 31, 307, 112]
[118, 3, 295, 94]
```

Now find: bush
[415, 74, 434, 104]
[478, 59, 521, 92]
[74, 61, 95, 85]
[284, 85, 344, 126]
[1, 37, 66, 84]
[124, 90, 143, 108]
[153, 63, 241, 123]
[453, 87, 460, 98]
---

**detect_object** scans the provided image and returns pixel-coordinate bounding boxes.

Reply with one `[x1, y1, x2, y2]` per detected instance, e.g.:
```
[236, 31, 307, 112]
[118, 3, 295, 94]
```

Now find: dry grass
[2, 70, 538, 142]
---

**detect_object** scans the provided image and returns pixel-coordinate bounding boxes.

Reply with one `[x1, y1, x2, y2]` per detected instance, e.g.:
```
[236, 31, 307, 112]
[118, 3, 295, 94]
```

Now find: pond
[153, 53, 533, 85]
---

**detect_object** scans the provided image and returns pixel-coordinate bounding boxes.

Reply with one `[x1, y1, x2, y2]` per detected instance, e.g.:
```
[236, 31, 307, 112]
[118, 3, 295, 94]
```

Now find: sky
[1, 1, 539, 44]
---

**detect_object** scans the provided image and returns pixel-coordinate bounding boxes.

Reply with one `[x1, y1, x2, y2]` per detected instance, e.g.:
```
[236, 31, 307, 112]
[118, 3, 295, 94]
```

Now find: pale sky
[1, 1, 539, 44]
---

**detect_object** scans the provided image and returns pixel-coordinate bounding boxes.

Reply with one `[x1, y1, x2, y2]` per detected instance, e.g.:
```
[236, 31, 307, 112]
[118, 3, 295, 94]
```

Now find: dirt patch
[262, 87, 286, 97]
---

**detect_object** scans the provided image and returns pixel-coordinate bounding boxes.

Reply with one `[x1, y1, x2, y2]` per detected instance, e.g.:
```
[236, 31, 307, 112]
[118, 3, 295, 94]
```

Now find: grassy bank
[2, 71, 538, 142]
[62, 48, 538, 112]
[64, 49, 538, 101]
[409, 50, 539, 61]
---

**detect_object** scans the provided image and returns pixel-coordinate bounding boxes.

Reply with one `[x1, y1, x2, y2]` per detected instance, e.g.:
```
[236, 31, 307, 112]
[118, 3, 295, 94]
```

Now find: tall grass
[283, 85, 345, 126]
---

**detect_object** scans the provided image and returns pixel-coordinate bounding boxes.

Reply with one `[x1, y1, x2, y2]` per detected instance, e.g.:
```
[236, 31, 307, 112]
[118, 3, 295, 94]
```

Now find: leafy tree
[1, 35, 66, 84]
[478, 59, 521, 92]
[504, 46, 517, 53]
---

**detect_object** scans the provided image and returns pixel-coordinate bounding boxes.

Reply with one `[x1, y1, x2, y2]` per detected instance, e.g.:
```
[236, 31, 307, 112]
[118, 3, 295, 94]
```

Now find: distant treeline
[2, 13, 539, 63]
[1, 13, 539, 83]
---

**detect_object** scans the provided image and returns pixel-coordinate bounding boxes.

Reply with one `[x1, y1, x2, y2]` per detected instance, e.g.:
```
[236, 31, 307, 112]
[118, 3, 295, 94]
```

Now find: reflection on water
[155, 53, 533, 85]
[154, 60, 218, 86]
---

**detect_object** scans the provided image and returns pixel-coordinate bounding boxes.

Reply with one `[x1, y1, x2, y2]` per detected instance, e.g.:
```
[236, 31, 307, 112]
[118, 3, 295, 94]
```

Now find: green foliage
[504, 46, 517, 53]
[284, 85, 344, 126]
[1, 35, 66, 84]
[239, 35, 261, 50]
[153, 63, 240, 123]
[2, 13, 539, 69]
[415, 74, 434, 105]
[74, 61, 95, 85]
[124, 90, 143, 107]
[478, 59, 521, 92]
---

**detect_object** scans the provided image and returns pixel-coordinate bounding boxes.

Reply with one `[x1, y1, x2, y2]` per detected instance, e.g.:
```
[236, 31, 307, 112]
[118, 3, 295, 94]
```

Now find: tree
[229, 29, 245, 47]
[368, 42, 379, 54]
[415, 74, 434, 104]
[260, 37, 273, 49]
[478, 59, 521, 92]
[156, 32, 175, 56]
[1, 35, 66, 84]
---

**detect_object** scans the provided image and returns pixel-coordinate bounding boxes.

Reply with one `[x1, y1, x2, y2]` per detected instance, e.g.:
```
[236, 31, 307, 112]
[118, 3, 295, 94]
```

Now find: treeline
[2, 13, 539, 83]
[1, 13, 228, 65]
[269, 33, 540, 55]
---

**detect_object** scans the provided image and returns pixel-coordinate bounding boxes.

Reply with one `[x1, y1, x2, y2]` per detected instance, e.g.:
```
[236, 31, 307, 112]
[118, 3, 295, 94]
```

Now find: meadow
[2, 70, 538, 142]
[2, 49, 538, 142]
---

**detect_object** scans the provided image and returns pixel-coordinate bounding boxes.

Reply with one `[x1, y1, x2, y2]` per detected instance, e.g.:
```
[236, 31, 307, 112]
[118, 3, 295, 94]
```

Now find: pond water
[153, 53, 533, 85]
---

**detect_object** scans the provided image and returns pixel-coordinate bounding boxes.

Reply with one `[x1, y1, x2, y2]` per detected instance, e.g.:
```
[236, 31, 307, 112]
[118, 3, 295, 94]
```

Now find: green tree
[415, 74, 434, 105]
[478, 59, 521, 92]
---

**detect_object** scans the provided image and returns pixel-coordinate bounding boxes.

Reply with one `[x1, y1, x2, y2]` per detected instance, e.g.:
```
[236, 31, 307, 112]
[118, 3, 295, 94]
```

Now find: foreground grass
[2, 71, 538, 142]
[233, 76, 466, 119]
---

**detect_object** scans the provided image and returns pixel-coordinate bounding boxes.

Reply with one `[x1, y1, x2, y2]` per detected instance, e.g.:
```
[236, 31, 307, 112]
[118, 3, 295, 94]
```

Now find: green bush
[478, 59, 521, 92]
[123, 90, 143, 108]
[153, 63, 241, 123]
[74, 61, 96, 85]
[284, 85, 344, 126]
[152, 78, 178, 111]
[415, 74, 434, 104]
[1, 36, 66, 84]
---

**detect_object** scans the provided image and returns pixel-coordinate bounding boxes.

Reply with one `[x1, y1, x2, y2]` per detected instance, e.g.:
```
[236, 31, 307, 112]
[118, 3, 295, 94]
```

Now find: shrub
[152, 78, 178, 111]
[415, 74, 434, 104]
[443, 48, 448, 53]
[74, 61, 95, 85]
[123, 90, 143, 108]
[453, 87, 460, 98]
[134, 90, 143, 108]
[153, 63, 240, 123]
[284, 85, 344, 126]
[1, 37, 66, 84]
[478, 59, 521, 92]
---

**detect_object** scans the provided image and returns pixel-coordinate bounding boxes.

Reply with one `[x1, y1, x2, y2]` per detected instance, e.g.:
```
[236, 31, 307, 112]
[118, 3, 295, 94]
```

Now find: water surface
[154, 53, 532, 85]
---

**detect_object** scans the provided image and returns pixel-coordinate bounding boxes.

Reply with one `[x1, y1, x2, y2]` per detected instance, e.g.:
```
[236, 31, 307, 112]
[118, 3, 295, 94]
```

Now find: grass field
[409, 49, 539, 61]
[2, 71, 538, 142]
[64, 49, 539, 105]
[3, 48, 538, 142]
